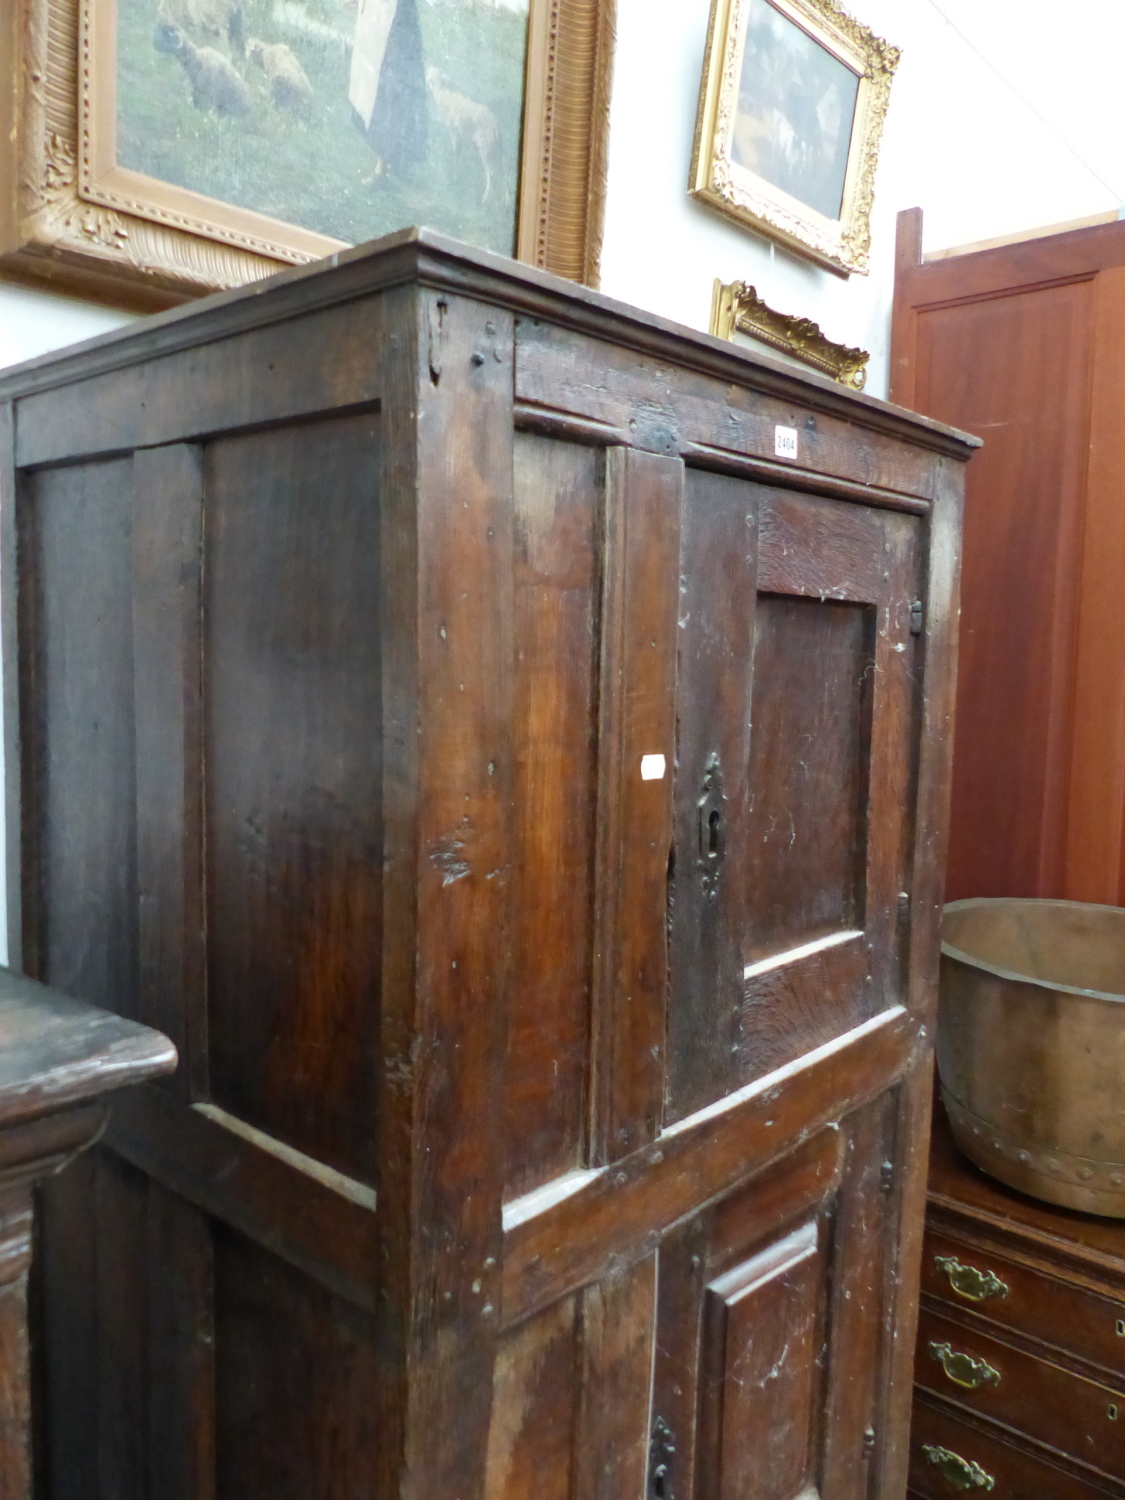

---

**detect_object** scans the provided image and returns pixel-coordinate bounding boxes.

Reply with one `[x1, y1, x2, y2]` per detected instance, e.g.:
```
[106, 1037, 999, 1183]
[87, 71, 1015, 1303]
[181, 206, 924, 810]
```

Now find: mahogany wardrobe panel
[0, 231, 974, 1499]
[891, 206, 1125, 904]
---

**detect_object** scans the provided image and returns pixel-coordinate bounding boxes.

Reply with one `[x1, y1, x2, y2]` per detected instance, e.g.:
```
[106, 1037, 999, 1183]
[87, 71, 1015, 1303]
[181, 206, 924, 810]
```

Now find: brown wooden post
[0, 973, 175, 1496]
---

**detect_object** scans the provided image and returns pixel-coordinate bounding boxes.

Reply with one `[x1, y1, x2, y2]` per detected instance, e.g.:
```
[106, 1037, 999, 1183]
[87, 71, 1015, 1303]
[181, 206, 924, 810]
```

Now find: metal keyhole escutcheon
[697, 752, 725, 902]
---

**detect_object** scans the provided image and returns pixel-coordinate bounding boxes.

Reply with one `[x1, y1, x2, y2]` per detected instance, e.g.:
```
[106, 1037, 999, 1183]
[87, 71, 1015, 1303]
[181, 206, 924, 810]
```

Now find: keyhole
[708, 809, 721, 857]
[1117, 1320, 1125, 1337]
[1110, 1404, 1119, 1422]
[654, 1466, 667, 1498]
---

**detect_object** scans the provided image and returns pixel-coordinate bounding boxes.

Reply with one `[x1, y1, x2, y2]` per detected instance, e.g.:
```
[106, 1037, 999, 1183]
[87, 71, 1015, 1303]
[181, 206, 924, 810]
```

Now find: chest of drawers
[912, 1108, 1125, 1499]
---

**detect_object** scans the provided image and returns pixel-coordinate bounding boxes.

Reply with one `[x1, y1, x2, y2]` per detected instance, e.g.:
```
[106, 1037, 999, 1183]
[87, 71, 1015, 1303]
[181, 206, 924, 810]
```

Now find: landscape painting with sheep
[117, 0, 529, 253]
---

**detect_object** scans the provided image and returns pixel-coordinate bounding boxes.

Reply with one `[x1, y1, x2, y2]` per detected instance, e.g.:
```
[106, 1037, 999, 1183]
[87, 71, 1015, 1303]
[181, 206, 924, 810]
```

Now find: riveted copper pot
[938, 897, 1125, 1217]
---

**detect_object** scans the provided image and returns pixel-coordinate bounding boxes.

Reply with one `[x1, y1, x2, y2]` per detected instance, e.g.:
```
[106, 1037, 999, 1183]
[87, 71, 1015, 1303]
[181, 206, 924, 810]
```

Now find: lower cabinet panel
[214, 1224, 379, 1500]
[698, 1220, 823, 1500]
[489, 1102, 901, 1500]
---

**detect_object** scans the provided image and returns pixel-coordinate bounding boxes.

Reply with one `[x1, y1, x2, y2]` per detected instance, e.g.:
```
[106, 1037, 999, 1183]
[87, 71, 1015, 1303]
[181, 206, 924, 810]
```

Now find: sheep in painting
[425, 67, 499, 203]
[247, 38, 314, 114]
[156, 0, 241, 46]
[153, 18, 251, 115]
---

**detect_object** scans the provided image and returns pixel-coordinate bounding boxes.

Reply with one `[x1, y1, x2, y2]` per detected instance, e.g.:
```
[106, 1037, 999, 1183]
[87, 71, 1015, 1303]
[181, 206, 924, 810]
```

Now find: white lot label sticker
[774, 424, 799, 460]
[640, 753, 666, 781]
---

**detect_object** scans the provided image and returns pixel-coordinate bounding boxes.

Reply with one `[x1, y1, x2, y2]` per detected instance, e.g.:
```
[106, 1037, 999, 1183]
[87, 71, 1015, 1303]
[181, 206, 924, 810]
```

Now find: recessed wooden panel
[914, 283, 1092, 901]
[505, 434, 600, 1201]
[700, 1221, 824, 1500]
[666, 468, 757, 1121]
[20, 459, 140, 1012]
[744, 594, 875, 966]
[214, 1225, 378, 1500]
[739, 932, 867, 1084]
[758, 491, 882, 603]
[485, 1297, 579, 1500]
[204, 413, 382, 1185]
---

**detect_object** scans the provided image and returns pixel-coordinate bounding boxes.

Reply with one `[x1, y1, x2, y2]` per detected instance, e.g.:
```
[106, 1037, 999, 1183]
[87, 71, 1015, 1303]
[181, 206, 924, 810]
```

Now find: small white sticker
[640, 753, 666, 781]
[775, 424, 799, 460]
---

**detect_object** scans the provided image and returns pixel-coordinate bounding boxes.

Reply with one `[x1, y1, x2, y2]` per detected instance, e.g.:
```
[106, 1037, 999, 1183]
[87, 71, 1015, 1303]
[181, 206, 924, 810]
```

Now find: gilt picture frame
[0, 0, 614, 307]
[710, 277, 868, 388]
[690, 0, 898, 277]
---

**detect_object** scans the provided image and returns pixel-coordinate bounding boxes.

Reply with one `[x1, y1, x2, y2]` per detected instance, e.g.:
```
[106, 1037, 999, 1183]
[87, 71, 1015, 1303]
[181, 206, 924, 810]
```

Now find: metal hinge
[649, 1416, 676, 1499]
[909, 600, 924, 635]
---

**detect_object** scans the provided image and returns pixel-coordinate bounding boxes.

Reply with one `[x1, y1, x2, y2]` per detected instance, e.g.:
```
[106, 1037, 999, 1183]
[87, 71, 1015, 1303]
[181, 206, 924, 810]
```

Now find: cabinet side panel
[506, 433, 600, 1199]
[213, 1224, 379, 1500]
[204, 412, 382, 1186]
[20, 457, 139, 1011]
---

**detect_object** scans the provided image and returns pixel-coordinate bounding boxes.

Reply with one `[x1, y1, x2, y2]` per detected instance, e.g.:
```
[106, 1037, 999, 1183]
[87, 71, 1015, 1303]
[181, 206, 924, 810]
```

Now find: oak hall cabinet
[0, 231, 974, 1499]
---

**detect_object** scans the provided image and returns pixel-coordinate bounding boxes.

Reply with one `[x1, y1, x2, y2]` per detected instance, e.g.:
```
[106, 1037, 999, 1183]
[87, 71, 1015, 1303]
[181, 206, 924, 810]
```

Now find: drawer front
[911, 1395, 1120, 1500]
[916, 1307, 1125, 1480]
[923, 1228, 1125, 1377]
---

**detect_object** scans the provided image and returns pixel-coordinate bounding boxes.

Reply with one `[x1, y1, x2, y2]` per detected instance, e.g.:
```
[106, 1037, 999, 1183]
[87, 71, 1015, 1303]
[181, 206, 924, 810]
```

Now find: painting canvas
[115, 0, 530, 255]
[690, 0, 899, 276]
[732, 0, 859, 221]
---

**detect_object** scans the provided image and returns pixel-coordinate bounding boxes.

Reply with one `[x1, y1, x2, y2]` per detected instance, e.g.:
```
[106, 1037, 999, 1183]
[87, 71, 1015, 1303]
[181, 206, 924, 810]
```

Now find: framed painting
[710, 276, 869, 388]
[0, 0, 614, 306]
[689, 0, 898, 276]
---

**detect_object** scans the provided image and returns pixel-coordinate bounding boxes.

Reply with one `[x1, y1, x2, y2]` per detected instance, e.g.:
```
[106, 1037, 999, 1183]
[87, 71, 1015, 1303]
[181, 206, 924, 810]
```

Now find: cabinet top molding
[0, 228, 980, 460]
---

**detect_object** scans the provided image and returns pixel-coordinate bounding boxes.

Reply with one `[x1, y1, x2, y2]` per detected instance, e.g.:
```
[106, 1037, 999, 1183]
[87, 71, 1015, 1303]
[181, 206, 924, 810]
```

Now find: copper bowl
[938, 897, 1125, 1216]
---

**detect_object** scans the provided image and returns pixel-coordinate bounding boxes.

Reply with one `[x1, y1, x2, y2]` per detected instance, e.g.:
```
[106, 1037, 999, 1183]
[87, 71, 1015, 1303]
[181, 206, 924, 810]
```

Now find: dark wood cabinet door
[669, 478, 920, 1119]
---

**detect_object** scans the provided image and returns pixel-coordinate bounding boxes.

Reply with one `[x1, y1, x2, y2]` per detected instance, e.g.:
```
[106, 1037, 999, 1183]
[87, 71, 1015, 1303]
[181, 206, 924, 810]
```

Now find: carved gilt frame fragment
[0, 0, 614, 308]
[690, 0, 898, 277]
[710, 277, 869, 389]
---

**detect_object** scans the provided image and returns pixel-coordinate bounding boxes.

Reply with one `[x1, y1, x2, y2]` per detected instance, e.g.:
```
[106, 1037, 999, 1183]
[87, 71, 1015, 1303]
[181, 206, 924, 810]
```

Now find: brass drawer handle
[928, 1341, 1001, 1390]
[934, 1255, 1009, 1303]
[923, 1444, 995, 1492]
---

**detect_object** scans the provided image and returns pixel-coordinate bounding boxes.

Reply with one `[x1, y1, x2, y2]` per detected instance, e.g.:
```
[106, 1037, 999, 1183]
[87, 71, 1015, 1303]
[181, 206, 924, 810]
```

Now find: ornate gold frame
[690, 0, 898, 277]
[0, 0, 614, 308]
[710, 278, 869, 389]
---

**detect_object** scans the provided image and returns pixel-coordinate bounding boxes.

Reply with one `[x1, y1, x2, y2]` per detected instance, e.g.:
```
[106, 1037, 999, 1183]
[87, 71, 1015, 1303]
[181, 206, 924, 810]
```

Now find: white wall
[599, 0, 1125, 399]
[0, 281, 136, 371]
